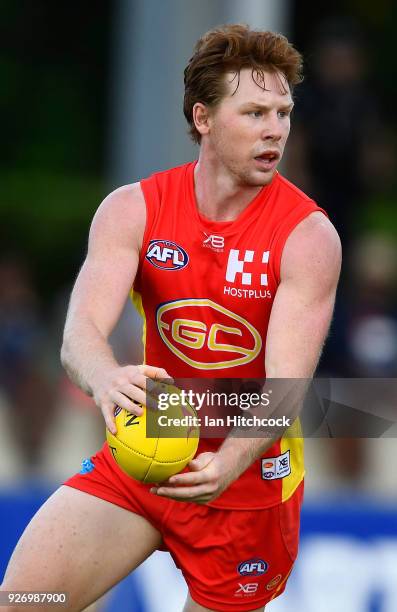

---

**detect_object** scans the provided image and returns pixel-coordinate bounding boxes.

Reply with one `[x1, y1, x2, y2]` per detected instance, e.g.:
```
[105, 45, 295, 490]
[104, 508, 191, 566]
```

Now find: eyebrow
[240, 102, 295, 111]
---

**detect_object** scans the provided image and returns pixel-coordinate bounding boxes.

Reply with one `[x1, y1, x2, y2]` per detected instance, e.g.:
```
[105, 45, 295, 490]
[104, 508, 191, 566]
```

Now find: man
[1, 24, 341, 611]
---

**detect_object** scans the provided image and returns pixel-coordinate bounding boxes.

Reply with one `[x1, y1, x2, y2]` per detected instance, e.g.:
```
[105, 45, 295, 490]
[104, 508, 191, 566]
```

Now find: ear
[192, 102, 211, 137]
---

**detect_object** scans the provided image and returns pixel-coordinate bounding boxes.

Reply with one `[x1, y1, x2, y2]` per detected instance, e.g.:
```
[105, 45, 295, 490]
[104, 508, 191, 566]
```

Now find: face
[196, 68, 293, 186]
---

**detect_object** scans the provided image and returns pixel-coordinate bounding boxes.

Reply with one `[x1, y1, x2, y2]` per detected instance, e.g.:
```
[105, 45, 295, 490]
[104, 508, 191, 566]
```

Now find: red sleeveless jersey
[133, 161, 326, 509]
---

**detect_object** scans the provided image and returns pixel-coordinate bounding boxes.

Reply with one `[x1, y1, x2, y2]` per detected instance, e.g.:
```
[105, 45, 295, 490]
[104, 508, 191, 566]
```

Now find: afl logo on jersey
[156, 298, 262, 370]
[146, 239, 189, 271]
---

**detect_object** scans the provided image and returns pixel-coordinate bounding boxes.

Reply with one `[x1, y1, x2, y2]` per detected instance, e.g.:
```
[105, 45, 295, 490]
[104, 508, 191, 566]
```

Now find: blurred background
[0, 0, 396, 610]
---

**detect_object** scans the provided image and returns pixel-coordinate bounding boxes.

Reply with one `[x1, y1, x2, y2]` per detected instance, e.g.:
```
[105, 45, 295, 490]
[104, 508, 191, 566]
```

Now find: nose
[261, 112, 282, 142]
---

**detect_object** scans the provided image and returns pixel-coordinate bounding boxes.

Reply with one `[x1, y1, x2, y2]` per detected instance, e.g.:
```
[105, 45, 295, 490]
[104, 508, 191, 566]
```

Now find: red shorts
[65, 443, 303, 611]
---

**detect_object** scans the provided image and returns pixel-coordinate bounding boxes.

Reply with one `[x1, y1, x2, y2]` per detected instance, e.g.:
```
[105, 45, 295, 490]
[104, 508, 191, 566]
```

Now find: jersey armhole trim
[138, 176, 159, 267]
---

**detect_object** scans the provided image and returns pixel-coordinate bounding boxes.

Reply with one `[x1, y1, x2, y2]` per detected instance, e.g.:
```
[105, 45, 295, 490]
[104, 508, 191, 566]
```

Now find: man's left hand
[150, 452, 234, 504]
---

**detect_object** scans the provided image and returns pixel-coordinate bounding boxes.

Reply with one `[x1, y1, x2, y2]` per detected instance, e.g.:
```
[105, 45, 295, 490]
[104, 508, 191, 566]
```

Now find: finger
[166, 470, 208, 486]
[149, 483, 213, 504]
[151, 484, 212, 500]
[111, 390, 145, 415]
[139, 364, 174, 383]
[120, 380, 159, 411]
[103, 405, 117, 435]
[119, 383, 142, 399]
[119, 383, 156, 410]
[126, 372, 148, 391]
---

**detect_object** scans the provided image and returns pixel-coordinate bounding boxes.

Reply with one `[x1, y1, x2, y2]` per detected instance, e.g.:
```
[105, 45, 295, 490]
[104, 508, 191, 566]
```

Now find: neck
[194, 151, 263, 222]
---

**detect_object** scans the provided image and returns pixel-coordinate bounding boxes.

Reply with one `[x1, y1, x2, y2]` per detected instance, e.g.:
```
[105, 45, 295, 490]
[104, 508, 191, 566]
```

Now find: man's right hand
[92, 364, 172, 434]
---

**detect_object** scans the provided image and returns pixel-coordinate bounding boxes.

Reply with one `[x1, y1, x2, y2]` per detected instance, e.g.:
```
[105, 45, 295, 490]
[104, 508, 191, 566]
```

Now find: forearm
[216, 435, 277, 482]
[61, 318, 119, 396]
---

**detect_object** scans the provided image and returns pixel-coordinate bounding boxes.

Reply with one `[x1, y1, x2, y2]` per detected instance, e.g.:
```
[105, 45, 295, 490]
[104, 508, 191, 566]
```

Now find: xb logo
[203, 233, 224, 250]
[235, 583, 258, 594]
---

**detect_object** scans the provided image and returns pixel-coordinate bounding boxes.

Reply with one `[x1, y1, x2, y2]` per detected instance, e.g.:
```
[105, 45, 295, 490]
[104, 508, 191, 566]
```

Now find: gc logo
[156, 298, 262, 370]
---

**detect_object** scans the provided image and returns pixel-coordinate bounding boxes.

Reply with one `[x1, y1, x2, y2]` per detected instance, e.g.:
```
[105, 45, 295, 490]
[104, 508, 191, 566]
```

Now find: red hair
[184, 24, 303, 143]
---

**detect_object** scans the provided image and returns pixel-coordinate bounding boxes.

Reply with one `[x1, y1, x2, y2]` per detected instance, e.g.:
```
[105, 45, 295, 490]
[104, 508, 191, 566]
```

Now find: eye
[278, 110, 291, 119]
[248, 110, 262, 118]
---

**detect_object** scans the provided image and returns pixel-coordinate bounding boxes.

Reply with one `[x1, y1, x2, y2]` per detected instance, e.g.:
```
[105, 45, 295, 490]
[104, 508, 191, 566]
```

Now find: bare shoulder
[89, 182, 146, 252]
[281, 211, 342, 288]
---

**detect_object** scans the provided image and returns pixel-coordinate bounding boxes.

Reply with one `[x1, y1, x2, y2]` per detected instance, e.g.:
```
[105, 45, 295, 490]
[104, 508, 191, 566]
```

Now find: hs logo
[226, 249, 269, 286]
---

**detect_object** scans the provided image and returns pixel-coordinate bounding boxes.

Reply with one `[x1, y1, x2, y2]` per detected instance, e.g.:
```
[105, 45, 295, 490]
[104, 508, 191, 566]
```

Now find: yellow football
[106, 386, 199, 482]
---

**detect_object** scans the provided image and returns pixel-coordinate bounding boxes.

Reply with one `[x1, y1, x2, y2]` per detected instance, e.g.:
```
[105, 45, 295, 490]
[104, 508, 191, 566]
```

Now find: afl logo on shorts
[238, 559, 268, 576]
[262, 460, 276, 480]
[146, 239, 189, 271]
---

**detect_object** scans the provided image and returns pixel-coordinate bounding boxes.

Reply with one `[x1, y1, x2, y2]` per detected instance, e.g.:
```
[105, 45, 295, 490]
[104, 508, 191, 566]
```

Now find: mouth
[254, 151, 280, 171]
[255, 151, 280, 166]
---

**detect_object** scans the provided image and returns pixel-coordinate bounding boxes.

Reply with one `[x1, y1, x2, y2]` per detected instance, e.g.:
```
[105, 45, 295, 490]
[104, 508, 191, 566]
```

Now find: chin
[246, 170, 275, 186]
